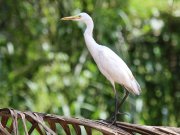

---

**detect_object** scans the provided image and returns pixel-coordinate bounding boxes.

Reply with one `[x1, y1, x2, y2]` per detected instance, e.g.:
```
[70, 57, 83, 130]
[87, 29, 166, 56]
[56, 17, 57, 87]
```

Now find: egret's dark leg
[108, 88, 129, 122]
[111, 87, 118, 124]
[103, 87, 129, 125]
[117, 89, 129, 111]
[103, 84, 119, 124]
[99, 84, 119, 125]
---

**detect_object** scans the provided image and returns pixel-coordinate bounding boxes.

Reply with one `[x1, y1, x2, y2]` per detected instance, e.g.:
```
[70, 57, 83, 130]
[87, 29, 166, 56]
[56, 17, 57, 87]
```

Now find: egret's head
[61, 12, 92, 23]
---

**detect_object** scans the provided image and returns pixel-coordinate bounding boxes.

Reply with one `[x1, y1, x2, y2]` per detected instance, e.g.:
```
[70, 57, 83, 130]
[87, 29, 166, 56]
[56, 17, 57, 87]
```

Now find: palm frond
[0, 108, 179, 135]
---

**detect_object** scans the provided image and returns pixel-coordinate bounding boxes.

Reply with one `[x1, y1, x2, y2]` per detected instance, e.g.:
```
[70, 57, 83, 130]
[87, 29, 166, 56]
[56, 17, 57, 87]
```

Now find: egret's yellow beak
[61, 15, 81, 21]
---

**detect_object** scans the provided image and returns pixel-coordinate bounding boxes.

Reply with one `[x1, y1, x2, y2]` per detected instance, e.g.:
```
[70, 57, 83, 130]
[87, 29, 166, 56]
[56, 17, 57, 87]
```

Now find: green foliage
[0, 0, 179, 127]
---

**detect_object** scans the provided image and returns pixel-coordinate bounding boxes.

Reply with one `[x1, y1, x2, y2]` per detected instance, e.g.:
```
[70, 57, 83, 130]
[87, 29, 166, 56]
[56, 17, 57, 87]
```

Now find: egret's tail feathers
[131, 80, 141, 95]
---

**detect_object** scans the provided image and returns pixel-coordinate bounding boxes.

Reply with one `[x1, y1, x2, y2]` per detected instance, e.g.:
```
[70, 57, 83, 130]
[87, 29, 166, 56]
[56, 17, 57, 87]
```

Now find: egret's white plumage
[61, 12, 141, 95]
[61, 12, 141, 123]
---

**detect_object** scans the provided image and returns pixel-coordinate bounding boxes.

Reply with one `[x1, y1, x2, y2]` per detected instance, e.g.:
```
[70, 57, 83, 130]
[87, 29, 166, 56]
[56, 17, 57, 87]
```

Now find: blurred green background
[0, 0, 179, 127]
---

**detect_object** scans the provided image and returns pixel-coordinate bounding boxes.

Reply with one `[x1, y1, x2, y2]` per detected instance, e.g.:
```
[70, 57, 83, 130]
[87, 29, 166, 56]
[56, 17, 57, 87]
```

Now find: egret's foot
[97, 119, 111, 124]
[110, 117, 117, 126]
[97, 118, 116, 126]
[96, 119, 112, 127]
[103, 115, 118, 126]
[108, 111, 129, 122]
[97, 112, 129, 126]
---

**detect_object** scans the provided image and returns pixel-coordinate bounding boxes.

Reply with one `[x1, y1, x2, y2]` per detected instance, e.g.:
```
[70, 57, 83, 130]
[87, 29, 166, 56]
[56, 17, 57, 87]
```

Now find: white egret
[61, 12, 141, 124]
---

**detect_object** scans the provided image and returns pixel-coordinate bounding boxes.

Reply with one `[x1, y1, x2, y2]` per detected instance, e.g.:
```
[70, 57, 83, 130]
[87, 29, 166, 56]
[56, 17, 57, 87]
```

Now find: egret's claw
[97, 117, 117, 126]
[110, 118, 117, 126]
[99, 119, 112, 124]
[108, 111, 129, 122]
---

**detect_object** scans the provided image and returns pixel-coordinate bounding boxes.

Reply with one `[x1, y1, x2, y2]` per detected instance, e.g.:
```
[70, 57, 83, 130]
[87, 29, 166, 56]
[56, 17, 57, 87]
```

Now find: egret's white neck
[84, 18, 94, 36]
[83, 18, 99, 58]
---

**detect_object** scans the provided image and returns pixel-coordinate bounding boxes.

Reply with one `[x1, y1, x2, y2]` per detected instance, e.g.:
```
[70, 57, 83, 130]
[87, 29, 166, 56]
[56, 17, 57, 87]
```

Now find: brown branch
[0, 108, 179, 135]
